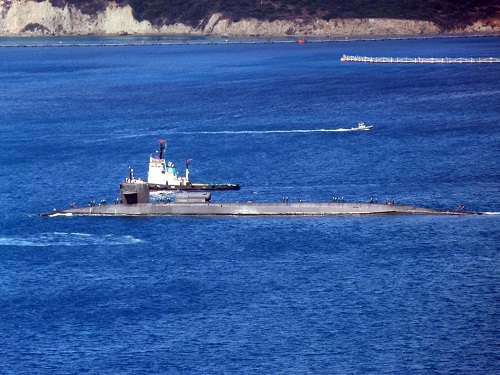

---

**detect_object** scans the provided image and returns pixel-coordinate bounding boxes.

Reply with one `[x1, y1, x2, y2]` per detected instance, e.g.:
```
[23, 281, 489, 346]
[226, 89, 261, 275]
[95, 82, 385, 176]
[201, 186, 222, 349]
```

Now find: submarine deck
[41, 201, 474, 217]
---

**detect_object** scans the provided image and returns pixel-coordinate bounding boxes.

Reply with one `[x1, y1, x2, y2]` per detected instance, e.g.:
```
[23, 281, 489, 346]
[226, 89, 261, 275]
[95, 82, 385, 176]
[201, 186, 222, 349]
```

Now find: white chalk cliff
[0, 0, 498, 37]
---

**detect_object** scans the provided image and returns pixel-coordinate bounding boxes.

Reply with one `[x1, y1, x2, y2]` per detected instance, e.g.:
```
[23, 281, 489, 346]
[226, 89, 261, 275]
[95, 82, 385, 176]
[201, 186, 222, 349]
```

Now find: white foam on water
[0, 237, 51, 247]
[482, 212, 500, 215]
[112, 127, 368, 140]
[185, 128, 361, 135]
[0, 232, 145, 247]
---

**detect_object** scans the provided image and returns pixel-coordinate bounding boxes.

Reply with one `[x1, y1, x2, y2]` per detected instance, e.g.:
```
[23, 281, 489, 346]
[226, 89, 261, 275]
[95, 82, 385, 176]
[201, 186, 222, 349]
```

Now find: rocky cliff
[0, 0, 498, 37]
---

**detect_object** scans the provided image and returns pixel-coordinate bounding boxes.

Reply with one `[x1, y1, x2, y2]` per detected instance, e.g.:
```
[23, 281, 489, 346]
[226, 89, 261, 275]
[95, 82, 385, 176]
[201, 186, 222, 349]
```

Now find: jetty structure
[340, 55, 500, 64]
[41, 175, 476, 217]
[147, 139, 239, 191]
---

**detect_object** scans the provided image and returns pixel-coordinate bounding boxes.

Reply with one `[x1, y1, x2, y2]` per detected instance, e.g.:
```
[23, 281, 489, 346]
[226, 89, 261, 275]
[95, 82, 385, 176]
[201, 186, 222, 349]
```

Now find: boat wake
[482, 212, 500, 215]
[0, 232, 145, 247]
[113, 127, 372, 140]
[185, 128, 367, 135]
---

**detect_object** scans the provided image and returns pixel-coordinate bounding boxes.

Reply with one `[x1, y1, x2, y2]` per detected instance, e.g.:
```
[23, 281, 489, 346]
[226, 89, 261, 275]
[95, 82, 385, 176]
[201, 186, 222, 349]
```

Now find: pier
[341, 54, 500, 64]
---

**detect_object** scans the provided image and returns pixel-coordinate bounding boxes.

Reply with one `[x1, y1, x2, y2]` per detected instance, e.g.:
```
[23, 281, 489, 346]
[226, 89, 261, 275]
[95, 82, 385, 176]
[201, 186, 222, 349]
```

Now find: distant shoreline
[0, 33, 498, 48]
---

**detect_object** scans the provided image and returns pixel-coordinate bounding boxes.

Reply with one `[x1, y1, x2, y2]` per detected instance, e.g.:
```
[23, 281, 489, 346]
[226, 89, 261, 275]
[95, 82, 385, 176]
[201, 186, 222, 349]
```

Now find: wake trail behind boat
[184, 128, 362, 135]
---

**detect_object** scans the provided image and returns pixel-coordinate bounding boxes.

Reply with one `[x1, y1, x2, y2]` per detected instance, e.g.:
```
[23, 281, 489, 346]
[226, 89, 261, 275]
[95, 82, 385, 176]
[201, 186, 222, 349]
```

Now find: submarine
[147, 139, 239, 191]
[41, 174, 476, 217]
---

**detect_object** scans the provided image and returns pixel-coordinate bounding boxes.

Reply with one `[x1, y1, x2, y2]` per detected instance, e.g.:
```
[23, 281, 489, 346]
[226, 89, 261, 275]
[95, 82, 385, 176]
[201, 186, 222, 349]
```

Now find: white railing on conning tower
[340, 55, 500, 64]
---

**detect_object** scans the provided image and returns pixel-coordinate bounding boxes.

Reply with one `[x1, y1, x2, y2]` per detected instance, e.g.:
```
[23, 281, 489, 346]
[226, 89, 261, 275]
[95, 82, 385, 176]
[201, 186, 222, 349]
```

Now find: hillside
[51, 0, 500, 30]
[1, 0, 498, 36]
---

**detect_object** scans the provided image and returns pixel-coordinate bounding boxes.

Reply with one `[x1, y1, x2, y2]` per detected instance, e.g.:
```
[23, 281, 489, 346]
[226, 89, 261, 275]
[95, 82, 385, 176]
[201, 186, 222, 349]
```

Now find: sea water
[0, 36, 499, 374]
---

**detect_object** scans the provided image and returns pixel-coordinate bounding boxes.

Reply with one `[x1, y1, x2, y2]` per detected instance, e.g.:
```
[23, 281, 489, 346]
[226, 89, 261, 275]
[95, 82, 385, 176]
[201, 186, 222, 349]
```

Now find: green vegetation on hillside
[45, 0, 500, 30]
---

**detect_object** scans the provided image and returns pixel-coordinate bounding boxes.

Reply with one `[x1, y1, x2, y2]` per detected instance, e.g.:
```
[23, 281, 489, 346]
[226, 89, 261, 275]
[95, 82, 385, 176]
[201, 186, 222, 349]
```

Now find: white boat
[351, 122, 373, 131]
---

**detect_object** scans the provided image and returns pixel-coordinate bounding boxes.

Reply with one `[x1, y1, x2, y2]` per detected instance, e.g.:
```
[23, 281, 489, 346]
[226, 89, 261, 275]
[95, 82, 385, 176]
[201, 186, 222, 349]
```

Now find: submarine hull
[41, 202, 474, 217]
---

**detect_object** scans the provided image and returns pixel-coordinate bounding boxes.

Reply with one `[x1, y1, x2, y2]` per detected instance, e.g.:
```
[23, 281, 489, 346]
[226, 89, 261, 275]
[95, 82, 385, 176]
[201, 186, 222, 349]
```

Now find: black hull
[149, 183, 240, 191]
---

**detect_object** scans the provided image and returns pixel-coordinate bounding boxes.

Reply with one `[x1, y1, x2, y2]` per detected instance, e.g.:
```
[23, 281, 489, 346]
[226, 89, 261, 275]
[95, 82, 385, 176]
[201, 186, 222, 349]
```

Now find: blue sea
[0, 36, 499, 374]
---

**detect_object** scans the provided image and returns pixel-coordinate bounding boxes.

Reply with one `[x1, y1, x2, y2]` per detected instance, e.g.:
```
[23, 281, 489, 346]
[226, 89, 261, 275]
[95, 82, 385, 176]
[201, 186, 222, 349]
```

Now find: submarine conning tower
[120, 180, 150, 204]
